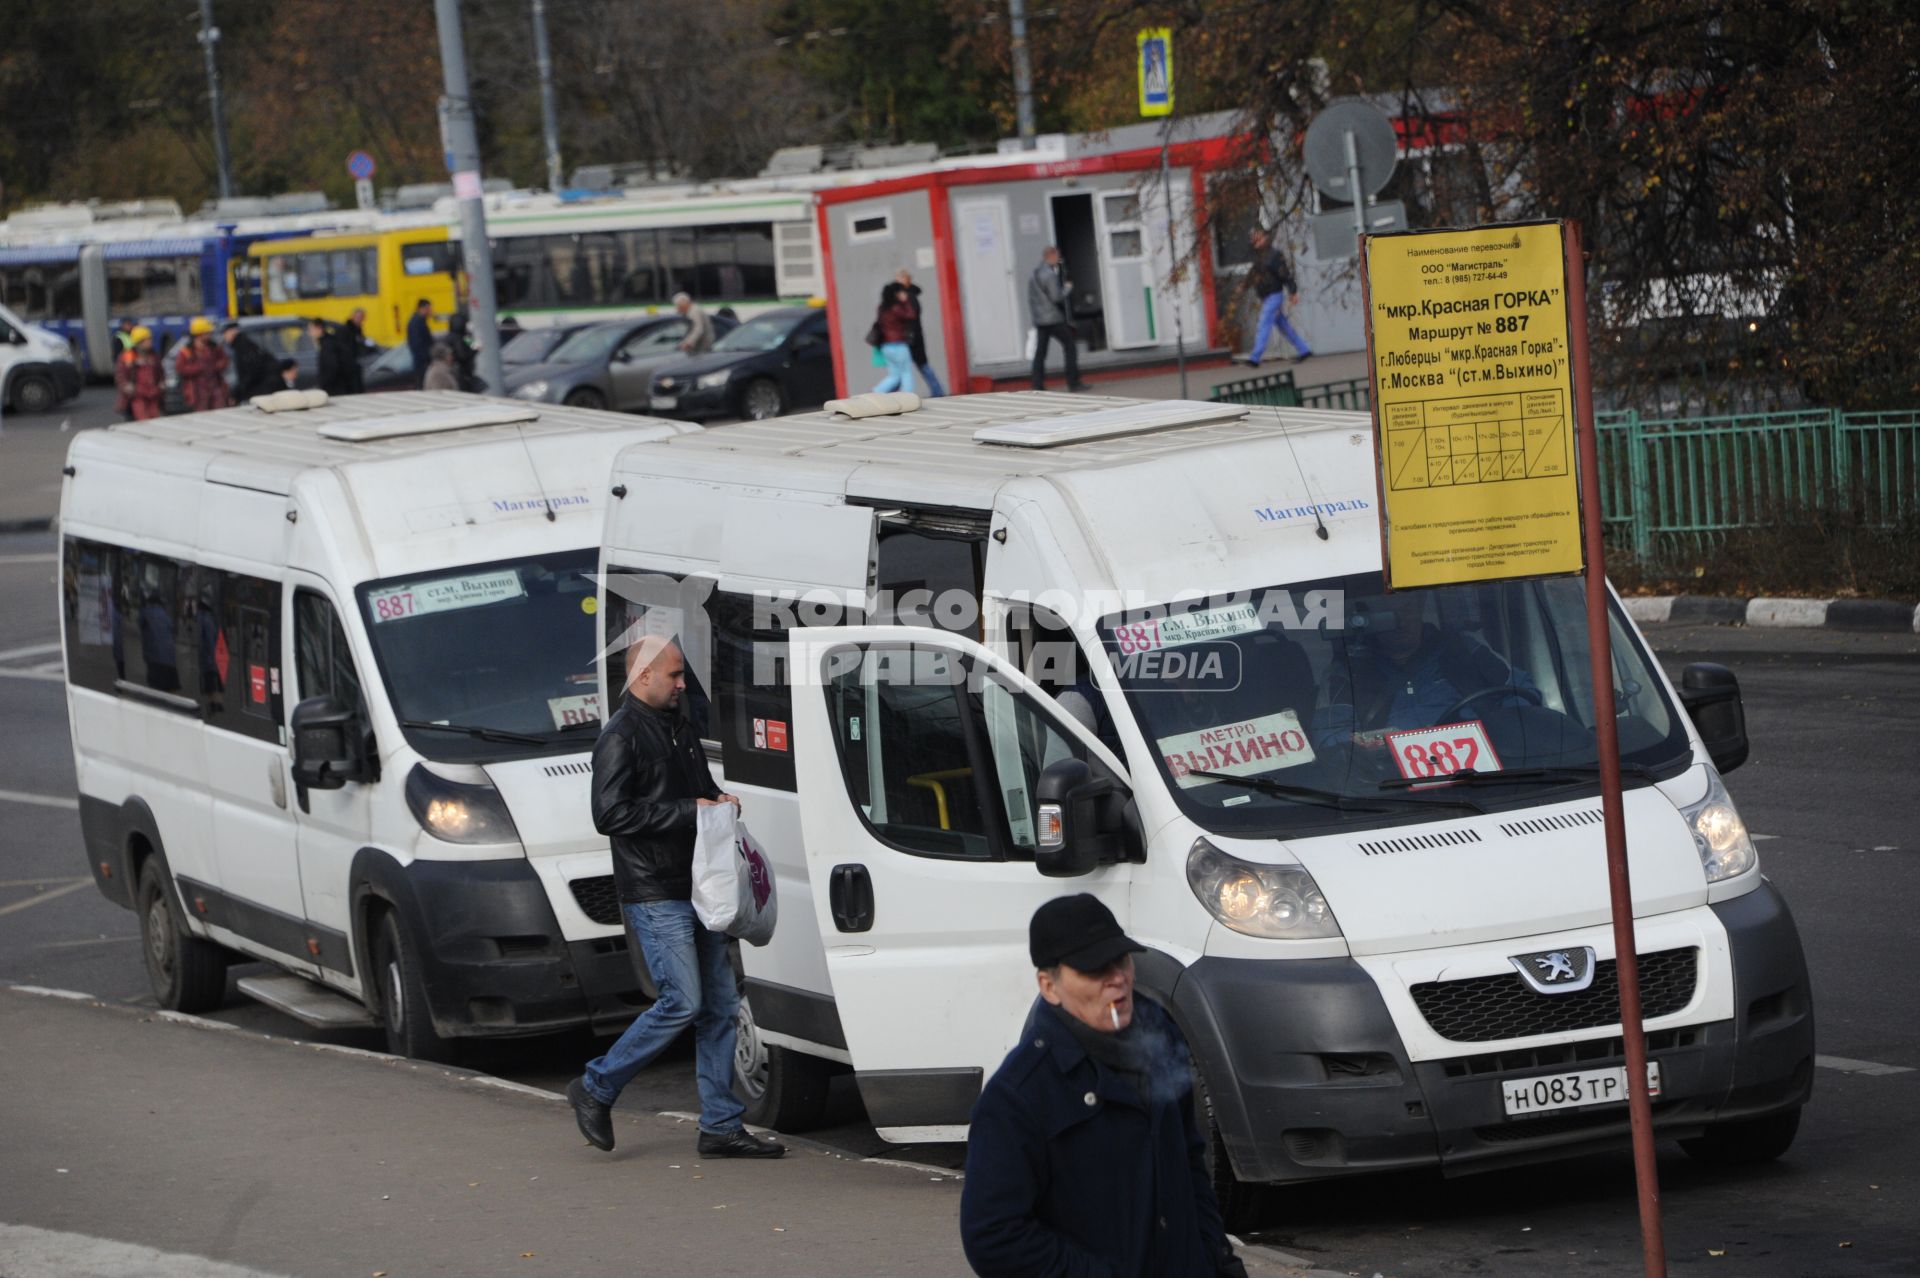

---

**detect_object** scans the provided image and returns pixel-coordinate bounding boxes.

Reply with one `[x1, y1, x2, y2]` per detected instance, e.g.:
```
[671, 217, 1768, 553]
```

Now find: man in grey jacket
[1027, 247, 1089, 392]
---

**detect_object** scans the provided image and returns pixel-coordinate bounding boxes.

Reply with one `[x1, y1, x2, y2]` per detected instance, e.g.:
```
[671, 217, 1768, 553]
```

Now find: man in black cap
[960, 894, 1247, 1277]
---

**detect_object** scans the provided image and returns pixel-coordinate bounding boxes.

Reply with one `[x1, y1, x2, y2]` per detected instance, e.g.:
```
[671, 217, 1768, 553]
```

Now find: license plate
[650, 395, 678, 410]
[1502, 1061, 1661, 1118]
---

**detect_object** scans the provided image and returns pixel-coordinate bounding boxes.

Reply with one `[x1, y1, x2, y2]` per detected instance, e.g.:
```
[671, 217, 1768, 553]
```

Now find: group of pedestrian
[563, 626, 1251, 1277]
[867, 269, 944, 396]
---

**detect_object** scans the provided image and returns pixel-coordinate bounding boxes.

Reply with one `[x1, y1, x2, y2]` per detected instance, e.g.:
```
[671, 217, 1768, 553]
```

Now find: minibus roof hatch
[317, 404, 541, 442]
[973, 400, 1246, 448]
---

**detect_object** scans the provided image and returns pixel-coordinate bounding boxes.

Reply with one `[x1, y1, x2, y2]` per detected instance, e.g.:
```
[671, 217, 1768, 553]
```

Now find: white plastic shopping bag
[691, 804, 778, 946]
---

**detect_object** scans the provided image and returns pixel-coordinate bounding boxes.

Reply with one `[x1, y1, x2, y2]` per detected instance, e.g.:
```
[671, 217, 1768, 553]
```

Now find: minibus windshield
[357, 549, 603, 762]
[1098, 572, 1691, 837]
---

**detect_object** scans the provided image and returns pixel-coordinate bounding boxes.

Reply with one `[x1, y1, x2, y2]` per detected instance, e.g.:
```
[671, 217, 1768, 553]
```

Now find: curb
[1624, 594, 1920, 633]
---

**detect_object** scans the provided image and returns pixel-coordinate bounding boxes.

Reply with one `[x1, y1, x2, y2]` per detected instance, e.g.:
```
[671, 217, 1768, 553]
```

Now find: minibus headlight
[1681, 768, 1756, 883]
[695, 371, 731, 390]
[405, 764, 520, 845]
[513, 380, 550, 400]
[1186, 838, 1341, 940]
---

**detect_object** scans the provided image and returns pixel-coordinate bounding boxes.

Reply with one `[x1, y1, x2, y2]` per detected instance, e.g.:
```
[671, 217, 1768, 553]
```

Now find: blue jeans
[1250, 292, 1312, 362]
[583, 899, 745, 1134]
[916, 360, 946, 397]
[873, 342, 915, 392]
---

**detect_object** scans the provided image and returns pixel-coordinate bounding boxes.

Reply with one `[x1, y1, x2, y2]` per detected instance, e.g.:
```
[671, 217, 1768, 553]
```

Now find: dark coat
[590, 697, 723, 904]
[229, 333, 279, 399]
[1250, 247, 1297, 300]
[960, 998, 1244, 1278]
[407, 312, 434, 373]
[315, 331, 353, 396]
[877, 281, 932, 365]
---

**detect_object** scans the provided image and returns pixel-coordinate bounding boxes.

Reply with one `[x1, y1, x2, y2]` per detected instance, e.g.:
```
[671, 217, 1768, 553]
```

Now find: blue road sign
[346, 150, 376, 181]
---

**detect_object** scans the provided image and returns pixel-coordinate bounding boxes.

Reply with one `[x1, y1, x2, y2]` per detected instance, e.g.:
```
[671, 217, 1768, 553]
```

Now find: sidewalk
[0, 987, 1332, 1278]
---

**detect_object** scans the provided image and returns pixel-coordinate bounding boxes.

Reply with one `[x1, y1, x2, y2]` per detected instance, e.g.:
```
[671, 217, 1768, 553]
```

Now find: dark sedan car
[505, 313, 738, 411]
[647, 307, 836, 421]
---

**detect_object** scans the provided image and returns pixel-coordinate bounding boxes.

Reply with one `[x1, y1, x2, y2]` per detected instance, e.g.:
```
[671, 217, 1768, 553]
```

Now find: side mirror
[291, 695, 373, 791]
[1034, 757, 1127, 877]
[612, 348, 633, 363]
[1679, 662, 1748, 774]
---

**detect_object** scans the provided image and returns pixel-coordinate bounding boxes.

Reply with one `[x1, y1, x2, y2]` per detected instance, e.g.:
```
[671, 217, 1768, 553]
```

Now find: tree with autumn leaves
[1, 0, 1911, 405]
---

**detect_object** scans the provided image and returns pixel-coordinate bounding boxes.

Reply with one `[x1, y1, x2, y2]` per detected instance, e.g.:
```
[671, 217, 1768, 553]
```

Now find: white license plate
[650, 395, 678, 410]
[1502, 1061, 1661, 1118]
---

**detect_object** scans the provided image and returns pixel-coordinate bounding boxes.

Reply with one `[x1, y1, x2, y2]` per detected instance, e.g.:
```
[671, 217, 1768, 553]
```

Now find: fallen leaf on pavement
[1709, 1249, 1726, 1257]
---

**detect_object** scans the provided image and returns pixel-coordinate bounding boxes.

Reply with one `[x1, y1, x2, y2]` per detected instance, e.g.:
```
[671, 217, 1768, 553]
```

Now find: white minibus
[61, 393, 694, 1057]
[598, 393, 1811, 1213]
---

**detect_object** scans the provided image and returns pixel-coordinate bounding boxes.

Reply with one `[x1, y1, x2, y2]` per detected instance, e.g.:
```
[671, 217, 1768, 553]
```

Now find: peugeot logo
[1510, 945, 1597, 995]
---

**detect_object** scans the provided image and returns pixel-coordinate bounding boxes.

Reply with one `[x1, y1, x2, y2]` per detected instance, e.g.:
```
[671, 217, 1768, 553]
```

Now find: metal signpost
[1360, 219, 1668, 1276]
[347, 150, 376, 211]
[1140, 28, 1187, 396]
[432, 0, 506, 397]
[1303, 99, 1406, 260]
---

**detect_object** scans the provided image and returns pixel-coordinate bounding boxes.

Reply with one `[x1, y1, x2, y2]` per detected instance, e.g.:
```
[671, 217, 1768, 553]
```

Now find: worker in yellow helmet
[175, 316, 232, 413]
[115, 327, 163, 421]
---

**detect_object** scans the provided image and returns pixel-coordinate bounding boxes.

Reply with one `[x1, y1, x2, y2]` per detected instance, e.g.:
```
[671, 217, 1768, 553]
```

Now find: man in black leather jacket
[565, 636, 786, 1159]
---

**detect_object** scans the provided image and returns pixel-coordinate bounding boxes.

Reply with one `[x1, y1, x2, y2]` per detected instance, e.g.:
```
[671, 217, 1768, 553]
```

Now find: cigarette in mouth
[1109, 1001, 1121, 1030]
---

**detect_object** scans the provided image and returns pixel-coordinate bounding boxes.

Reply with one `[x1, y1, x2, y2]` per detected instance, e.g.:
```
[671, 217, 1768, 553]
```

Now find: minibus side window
[122, 549, 195, 699]
[198, 567, 283, 743]
[708, 590, 795, 792]
[61, 536, 123, 696]
[295, 591, 364, 714]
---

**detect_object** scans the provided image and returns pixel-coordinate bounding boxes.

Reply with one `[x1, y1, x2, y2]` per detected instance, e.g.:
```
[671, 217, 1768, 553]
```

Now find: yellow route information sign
[1364, 221, 1584, 588]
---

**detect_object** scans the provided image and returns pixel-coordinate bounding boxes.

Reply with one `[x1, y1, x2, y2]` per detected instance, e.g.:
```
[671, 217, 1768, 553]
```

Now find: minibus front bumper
[1170, 879, 1813, 1185]
[358, 854, 646, 1039]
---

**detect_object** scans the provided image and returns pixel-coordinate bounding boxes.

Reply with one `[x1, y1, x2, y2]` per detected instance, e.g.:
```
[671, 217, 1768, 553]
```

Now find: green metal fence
[1209, 368, 1919, 563]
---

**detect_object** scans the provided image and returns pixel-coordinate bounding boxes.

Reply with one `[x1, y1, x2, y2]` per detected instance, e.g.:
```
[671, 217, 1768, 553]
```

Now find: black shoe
[1066, 382, 1092, 393]
[697, 1127, 787, 1159]
[567, 1076, 615, 1152]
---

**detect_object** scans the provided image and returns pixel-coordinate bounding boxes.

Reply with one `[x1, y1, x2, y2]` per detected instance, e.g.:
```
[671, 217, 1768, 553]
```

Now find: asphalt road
[2, 396, 1916, 1274]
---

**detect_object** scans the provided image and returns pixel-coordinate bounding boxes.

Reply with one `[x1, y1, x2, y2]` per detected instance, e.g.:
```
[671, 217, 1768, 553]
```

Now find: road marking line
[0, 666, 63, 682]
[0, 787, 79, 810]
[1816, 1054, 1914, 1076]
[1751, 833, 1778, 841]
[0, 876, 95, 887]
[0, 640, 61, 661]
[0, 878, 93, 916]
[0, 1224, 292, 1278]
[3, 983, 99, 1001]
[0, 552, 58, 565]
[37, 934, 139, 949]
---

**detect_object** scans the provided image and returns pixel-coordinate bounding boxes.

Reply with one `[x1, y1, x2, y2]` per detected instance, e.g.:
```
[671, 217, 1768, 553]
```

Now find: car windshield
[356, 549, 603, 762]
[547, 325, 629, 366]
[713, 315, 793, 353]
[502, 327, 571, 364]
[1097, 572, 1691, 838]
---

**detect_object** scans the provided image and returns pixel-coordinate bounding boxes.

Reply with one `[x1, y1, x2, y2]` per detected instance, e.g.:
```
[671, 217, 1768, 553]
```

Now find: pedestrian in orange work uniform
[174, 317, 233, 412]
[115, 328, 164, 421]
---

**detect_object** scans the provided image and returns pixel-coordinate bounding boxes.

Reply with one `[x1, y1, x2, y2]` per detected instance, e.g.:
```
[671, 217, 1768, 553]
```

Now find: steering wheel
[1436, 684, 1544, 723]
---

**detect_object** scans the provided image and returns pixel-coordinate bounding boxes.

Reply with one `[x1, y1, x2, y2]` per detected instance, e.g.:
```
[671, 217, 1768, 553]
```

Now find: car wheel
[563, 387, 606, 410]
[136, 853, 229, 1014]
[733, 994, 834, 1132]
[371, 909, 457, 1063]
[1680, 1105, 1802, 1165]
[10, 373, 56, 414]
[740, 378, 785, 421]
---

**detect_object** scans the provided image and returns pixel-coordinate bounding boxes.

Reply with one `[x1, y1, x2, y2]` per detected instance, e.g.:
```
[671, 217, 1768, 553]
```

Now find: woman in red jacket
[870, 283, 919, 393]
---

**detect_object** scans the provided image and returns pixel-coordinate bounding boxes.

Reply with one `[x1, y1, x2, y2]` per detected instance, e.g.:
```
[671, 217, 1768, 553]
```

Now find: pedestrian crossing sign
[1137, 29, 1173, 117]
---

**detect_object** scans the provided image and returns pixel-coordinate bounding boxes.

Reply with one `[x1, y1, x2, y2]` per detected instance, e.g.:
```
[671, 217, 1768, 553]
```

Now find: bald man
[565, 635, 786, 1159]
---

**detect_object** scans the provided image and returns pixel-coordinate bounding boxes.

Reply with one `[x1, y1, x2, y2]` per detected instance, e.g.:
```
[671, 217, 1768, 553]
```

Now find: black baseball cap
[1029, 894, 1146, 971]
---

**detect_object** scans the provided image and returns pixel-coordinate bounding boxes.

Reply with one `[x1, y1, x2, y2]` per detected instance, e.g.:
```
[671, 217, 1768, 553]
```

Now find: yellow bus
[247, 226, 462, 346]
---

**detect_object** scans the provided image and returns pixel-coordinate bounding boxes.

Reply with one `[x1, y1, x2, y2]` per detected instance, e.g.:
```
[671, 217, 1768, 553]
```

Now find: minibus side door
[285, 574, 376, 984]
[788, 624, 1131, 1142]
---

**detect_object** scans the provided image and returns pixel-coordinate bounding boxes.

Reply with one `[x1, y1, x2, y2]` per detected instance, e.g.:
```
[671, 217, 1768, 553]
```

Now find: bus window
[107, 257, 202, 316]
[327, 249, 368, 297]
[736, 225, 776, 296]
[402, 242, 459, 277]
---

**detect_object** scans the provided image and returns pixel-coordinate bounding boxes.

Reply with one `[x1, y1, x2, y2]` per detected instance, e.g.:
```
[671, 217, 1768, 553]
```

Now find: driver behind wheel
[1315, 590, 1534, 751]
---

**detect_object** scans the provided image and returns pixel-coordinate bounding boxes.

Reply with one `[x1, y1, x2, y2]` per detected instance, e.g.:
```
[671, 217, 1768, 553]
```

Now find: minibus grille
[569, 875, 622, 926]
[1410, 947, 1698, 1043]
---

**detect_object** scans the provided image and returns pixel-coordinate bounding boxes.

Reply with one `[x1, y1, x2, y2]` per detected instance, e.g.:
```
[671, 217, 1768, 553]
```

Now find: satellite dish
[1303, 99, 1399, 202]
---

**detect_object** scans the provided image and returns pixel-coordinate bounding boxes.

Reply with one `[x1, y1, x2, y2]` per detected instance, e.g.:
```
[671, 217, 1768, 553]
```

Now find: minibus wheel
[371, 910, 457, 1063]
[733, 995, 832, 1132]
[1191, 1057, 1261, 1229]
[10, 372, 57, 414]
[1680, 1105, 1802, 1165]
[136, 853, 228, 1014]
